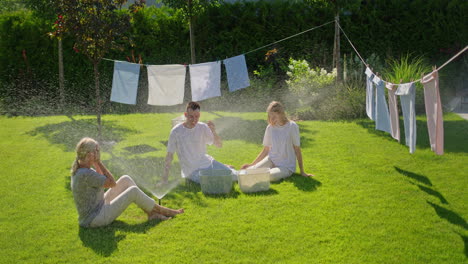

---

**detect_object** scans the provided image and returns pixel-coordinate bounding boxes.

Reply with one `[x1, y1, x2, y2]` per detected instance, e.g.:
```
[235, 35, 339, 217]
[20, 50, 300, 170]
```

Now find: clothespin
[400, 79, 403, 84]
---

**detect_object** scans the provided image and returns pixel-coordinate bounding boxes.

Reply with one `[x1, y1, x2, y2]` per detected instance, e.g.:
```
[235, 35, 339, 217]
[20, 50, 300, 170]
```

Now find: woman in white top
[241, 101, 314, 181]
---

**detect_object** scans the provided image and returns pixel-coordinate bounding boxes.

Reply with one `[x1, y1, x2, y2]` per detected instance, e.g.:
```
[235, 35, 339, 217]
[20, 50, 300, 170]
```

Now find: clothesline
[337, 19, 468, 85]
[243, 20, 335, 56]
[103, 20, 335, 65]
[104, 19, 466, 86]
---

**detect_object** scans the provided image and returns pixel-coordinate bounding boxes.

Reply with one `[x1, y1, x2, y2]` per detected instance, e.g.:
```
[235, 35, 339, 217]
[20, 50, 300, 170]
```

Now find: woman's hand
[301, 171, 314, 177]
[94, 147, 101, 162]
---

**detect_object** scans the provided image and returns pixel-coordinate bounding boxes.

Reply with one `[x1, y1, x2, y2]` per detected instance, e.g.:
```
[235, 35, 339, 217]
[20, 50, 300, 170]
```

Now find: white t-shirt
[167, 122, 214, 178]
[262, 120, 301, 173]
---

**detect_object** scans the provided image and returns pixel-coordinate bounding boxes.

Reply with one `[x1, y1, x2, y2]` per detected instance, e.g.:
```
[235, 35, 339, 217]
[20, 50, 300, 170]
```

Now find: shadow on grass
[394, 166, 433, 186]
[283, 174, 322, 192]
[78, 220, 160, 257]
[356, 117, 468, 153]
[183, 179, 241, 199]
[411, 183, 449, 204]
[242, 188, 279, 196]
[203, 189, 241, 199]
[397, 167, 467, 256]
[26, 117, 138, 152]
[427, 201, 468, 230]
[458, 233, 468, 258]
[398, 167, 449, 205]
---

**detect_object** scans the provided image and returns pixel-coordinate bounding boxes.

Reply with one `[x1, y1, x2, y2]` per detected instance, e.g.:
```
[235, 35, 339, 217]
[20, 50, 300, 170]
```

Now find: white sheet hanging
[189, 61, 221, 102]
[147, 65, 186, 106]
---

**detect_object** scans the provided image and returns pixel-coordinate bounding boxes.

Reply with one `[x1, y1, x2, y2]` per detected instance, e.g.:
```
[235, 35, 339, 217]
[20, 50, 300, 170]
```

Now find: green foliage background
[0, 0, 466, 115]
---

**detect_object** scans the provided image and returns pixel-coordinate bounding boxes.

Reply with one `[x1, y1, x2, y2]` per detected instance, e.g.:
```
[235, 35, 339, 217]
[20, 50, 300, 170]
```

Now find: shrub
[290, 80, 366, 121]
[285, 57, 365, 120]
[383, 54, 431, 114]
[285, 58, 336, 105]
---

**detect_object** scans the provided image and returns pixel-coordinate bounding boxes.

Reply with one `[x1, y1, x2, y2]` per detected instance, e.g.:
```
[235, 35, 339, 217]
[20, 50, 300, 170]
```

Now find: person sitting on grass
[241, 101, 314, 181]
[163, 101, 236, 184]
[71, 137, 183, 228]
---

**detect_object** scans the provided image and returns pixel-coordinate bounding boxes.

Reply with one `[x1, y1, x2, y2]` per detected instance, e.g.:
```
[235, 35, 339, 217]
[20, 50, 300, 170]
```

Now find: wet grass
[0, 112, 467, 263]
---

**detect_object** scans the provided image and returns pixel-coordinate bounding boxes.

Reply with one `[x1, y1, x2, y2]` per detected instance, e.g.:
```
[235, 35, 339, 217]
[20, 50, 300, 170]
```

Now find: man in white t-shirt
[163, 101, 236, 183]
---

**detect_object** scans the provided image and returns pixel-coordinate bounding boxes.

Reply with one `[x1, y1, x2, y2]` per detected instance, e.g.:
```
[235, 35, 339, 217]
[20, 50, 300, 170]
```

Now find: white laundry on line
[147, 64, 186, 106]
[189, 61, 221, 102]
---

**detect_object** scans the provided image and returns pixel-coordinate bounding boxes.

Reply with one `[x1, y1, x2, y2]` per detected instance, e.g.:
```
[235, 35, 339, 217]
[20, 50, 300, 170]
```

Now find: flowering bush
[286, 58, 336, 96]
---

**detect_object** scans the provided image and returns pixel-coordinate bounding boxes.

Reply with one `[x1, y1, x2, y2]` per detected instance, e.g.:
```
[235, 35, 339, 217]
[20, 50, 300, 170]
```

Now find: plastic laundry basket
[238, 168, 270, 193]
[199, 169, 233, 194]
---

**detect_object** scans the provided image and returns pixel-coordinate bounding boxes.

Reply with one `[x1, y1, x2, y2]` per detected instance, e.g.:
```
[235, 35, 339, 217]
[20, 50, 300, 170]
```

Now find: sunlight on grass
[0, 112, 466, 263]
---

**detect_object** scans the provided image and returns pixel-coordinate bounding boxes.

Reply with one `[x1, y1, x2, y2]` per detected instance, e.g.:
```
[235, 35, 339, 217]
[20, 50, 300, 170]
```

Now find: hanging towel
[365, 67, 376, 120]
[386, 82, 400, 142]
[396, 82, 416, 154]
[147, 65, 186, 106]
[421, 71, 444, 155]
[189, 61, 221, 101]
[223, 55, 250, 92]
[110, 61, 140, 105]
[373, 76, 391, 133]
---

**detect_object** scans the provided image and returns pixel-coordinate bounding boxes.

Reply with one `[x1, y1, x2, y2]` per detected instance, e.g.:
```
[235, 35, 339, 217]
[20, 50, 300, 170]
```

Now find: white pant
[90, 175, 155, 227]
[251, 156, 293, 182]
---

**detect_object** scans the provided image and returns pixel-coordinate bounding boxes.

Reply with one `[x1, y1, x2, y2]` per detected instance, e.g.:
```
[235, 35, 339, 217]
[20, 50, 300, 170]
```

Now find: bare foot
[153, 205, 184, 217]
[148, 212, 171, 221]
[163, 207, 184, 217]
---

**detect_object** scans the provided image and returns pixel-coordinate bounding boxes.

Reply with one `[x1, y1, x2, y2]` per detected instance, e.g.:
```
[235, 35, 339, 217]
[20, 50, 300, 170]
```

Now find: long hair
[71, 137, 98, 176]
[266, 101, 289, 126]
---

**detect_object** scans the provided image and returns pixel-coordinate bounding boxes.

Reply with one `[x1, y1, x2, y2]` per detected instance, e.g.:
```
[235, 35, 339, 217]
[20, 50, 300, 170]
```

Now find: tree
[161, 0, 219, 64]
[49, 14, 66, 109]
[57, 0, 144, 139]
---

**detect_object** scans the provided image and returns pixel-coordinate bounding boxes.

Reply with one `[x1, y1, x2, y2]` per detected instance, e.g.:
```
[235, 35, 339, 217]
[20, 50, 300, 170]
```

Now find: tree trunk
[58, 39, 65, 109]
[93, 61, 102, 140]
[188, 0, 196, 64]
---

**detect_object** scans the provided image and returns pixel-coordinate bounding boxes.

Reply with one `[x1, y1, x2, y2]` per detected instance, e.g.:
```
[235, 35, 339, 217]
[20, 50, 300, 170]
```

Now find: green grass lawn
[0, 112, 467, 263]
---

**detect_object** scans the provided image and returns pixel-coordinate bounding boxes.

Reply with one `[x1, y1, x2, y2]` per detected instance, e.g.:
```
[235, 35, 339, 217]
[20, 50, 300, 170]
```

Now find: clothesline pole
[333, 15, 342, 82]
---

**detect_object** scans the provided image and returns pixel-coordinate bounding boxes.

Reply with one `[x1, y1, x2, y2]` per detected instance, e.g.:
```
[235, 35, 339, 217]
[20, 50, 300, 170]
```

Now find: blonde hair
[267, 101, 289, 125]
[71, 137, 98, 176]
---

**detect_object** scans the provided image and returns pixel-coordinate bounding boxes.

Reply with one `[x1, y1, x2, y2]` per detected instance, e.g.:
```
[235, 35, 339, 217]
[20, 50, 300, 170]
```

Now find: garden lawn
[0, 112, 466, 264]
